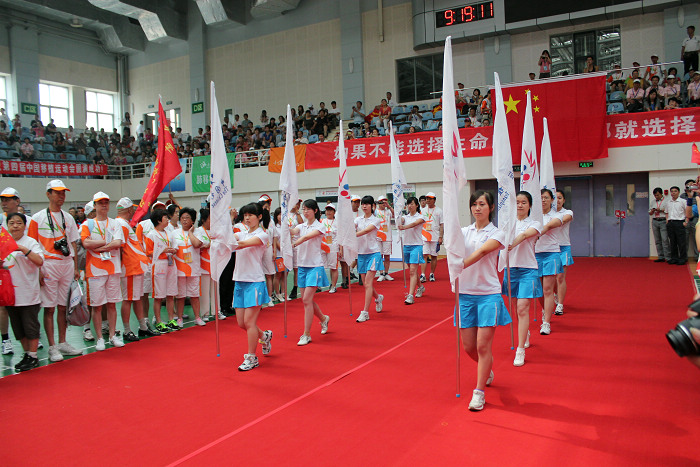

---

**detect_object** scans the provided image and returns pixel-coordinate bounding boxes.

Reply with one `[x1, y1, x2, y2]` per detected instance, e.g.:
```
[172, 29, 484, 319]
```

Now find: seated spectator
[268, 118, 277, 131]
[377, 99, 392, 129]
[667, 97, 682, 109]
[262, 126, 274, 148]
[260, 110, 269, 125]
[689, 71, 700, 106]
[456, 82, 468, 104]
[20, 138, 34, 161]
[645, 75, 662, 98]
[608, 64, 625, 91]
[93, 151, 106, 164]
[112, 151, 127, 165]
[204, 125, 211, 141]
[11, 114, 21, 130]
[316, 134, 326, 143]
[32, 120, 45, 144]
[233, 114, 241, 127]
[65, 125, 75, 144]
[626, 79, 645, 112]
[235, 135, 250, 152]
[302, 111, 314, 132]
[144, 128, 154, 145]
[645, 89, 664, 111]
[192, 142, 204, 157]
[583, 55, 599, 73]
[408, 126, 417, 134]
[110, 128, 120, 144]
[241, 114, 251, 129]
[252, 127, 263, 149]
[30, 114, 42, 130]
[277, 116, 286, 134]
[624, 69, 645, 92]
[409, 105, 423, 129]
[360, 121, 372, 138]
[481, 117, 491, 126]
[470, 89, 483, 112]
[480, 90, 492, 120]
[74, 134, 87, 155]
[45, 119, 57, 136]
[54, 133, 66, 152]
[86, 126, 97, 141]
[311, 110, 329, 137]
[308, 103, 317, 116]
[370, 128, 380, 137]
[182, 143, 193, 158]
[467, 107, 481, 127]
[528, 72, 536, 80]
[193, 127, 204, 143]
[329, 101, 341, 127]
[0, 120, 8, 142]
[644, 54, 666, 82]
[174, 127, 184, 143]
[663, 74, 682, 105]
[349, 101, 366, 134]
[386, 91, 397, 108]
[294, 130, 308, 145]
[203, 142, 211, 156]
[345, 130, 354, 141]
[7, 129, 20, 152]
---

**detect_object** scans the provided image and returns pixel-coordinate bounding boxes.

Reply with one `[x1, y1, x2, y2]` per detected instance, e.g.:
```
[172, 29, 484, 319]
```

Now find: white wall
[39, 55, 117, 93]
[0, 46, 9, 75]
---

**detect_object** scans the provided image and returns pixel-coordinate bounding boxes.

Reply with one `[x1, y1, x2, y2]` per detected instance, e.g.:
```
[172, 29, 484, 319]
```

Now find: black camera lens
[666, 316, 700, 357]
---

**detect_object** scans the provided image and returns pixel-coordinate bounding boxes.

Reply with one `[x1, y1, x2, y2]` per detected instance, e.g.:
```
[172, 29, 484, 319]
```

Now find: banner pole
[506, 255, 515, 350]
[214, 279, 220, 357]
[284, 273, 288, 338]
[401, 235, 406, 289]
[455, 276, 461, 398]
[348, 268, 353, 316]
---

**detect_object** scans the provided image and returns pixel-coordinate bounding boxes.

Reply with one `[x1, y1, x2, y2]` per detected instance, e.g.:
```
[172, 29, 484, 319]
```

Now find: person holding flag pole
[389, 121, 409, 289]
[397, 196, 424, 304]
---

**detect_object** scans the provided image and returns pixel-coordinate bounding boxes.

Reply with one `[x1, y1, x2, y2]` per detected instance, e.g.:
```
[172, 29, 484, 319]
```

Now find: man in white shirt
[649, 187, 670, 262]
[386, 92, 397, 108]
[135, 120, 145, 137]
[682, 25, 700, 82]
[420, 192, 444, 282]
[666, 186, 691, 265]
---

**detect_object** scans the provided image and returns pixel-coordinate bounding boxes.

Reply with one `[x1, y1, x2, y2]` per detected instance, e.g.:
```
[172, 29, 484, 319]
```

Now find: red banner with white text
[607, 107, 700, 147]
[0, 160, 107, 176]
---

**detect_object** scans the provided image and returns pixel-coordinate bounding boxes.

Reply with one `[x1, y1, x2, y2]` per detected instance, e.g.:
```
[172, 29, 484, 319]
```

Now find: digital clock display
[435, 2, 494, 28]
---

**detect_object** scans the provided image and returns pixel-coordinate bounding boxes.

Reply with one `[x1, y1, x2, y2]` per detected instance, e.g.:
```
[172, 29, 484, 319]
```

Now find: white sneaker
[384, 274, 394, 281]
[554, 303, 564, 315]
[217, 312, 227, 320]
[83, 329, 95, 341]
[415, 285, 425, 298]
[405, 294, 414, 305]
[356, 311, 370, 323]
[375, 294, 384, 312]
[95, 338, 106, 351]
[468, 389, 485, 411]
[297, 334, 312, 346]
[320, 316, 330, 334]
[267, 300, 275, 307]
[524, 330, 530, 349]
[429, 273, 435, 282]
[261, 330, 273, 355]
[328, 286, 337, 294]
[57, 342, 83, 356]
[38, 342, 43, 349]
[276, 293, 286, 302]
[486, 370, 494, 386]
[110, 334, 125, 347]
[177, 318, 184, 328]
[195, 318, 206, 326]
[540, 322, 551, 335]
[377, 274, 385, 282]
[2, 339, 13, 355]
[514, 348, 525, 367]
[419, 274, 426, 283]
[238, 353, 259, 371]
[48, 345, 64, 362]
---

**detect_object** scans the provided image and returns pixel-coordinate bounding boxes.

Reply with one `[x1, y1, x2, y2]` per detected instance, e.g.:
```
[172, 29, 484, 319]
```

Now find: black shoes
[341, 280, 348, 289]
[653, 258, 665, 262]
[15, 354, 39, 372]
[289, 286, 298, 299]
[138, 327, 162, 337]
[123, 331, 140, 342]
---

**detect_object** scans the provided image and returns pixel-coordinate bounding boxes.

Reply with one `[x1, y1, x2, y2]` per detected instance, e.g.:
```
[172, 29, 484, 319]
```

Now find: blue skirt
[298, 266, 330, 288]
[233, 281, 270, 309]
[358, 252, 384, 274]
[502, 267, 543, 298]
[454, 293, 512, 329]
[559, 245, 574, 267]
[536, 251, 563, 277]
[403, 244, 425, 264]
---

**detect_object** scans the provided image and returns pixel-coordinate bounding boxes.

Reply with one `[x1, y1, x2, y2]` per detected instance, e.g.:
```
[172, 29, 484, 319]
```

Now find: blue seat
[379, 128, 386, 136]
[43, 152, 55, 161]
[422, 112, 433, 120]
[302, 129, 309, 137]
[609, 91, 625, 102]
[308, 134, 319, 143]
[44, 135, 53, 143]
[371, 117, 381, 127]
[66, 153, 77, 161]
[391, 106, 404, 115]
[398, 124, 411, 134]
[394, 114, 407, 123]
[125, 156, 135, 164]
[0, 141, 7, 148]
[418, 104, 429, 112]
[0, 150, 7, 159]
[32, 143, 42, 153]
[87, 147, 96, 155]
[426, 120, 439, 131]
[433, 110, 442, 120]
[607, 102, 625, 114]
[44, 143, 53, 151]
[457, 118, 466, 128]
[77, 154, 87, 162]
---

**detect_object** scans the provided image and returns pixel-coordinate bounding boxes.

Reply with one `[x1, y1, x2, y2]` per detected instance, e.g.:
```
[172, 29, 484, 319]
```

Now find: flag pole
[214, 280, 220, 356]
[284, 271, 288, 338]
[348, 269, 353, 316]
[401, 234, 406, 289]
[506, 255, 515, 350]
[455, 277, 461, 398]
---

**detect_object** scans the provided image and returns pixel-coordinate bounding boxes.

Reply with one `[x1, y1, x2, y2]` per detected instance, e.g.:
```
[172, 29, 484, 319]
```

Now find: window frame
[85, 89, 116, 133]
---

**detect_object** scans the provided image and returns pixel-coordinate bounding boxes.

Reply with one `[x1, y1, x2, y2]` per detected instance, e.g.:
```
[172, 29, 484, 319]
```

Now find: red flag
[496, 74, 608, 162]
[692, 143, 700, 164]
[131, 99, 183, 226]
[0, 227, 19, 259]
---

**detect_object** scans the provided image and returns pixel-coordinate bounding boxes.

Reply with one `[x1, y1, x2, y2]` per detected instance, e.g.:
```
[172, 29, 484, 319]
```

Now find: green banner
[191, 153, 236, 193]
[21, 103, 38, 115]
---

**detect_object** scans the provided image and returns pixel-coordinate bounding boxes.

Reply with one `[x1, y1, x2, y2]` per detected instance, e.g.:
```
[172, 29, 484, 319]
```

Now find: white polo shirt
[401, 212, 426, 246]
[233, 227, 268, 282]
[509, 217, 542, 269]
[650, 197, 668, 220]
[683, 35, 700, 53]
[535, 211, 563, 254]
[458, 222, 505, 295]
[355, 215, 381, 254]
[552, 208, 574, 247]
[296, 220, 324, 268]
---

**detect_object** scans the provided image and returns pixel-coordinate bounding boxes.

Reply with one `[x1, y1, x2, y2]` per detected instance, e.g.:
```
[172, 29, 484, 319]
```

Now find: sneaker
[356, 311, 370, 323]
[139, 327, 161, 337]
[350, 272, 358, 280]
[123, 331, 139, 342]
[238, 353, 259, 371]
[385, 274, 394, 281]
[554, 303, 564, 315]
[14, 353, 29, 371]
[83, 328, 95, 341]
[155, 322, 170, 333]
[328, 286, 337, 294]
[217, 312, 227, 320]
[167, 319, 179, 331]
[101, 325, 109, 336]
[468, 389, 485, 411]
[415, 285, 425, 298]
[260, 330, 273, 355]
[195, 318, 206, 326]
[341, 280, 348, 289]
[377, 274, 385, 282]
[540, 322, 551, 335]
[57, 342, 84, 355]
[486, 370, 494, 386]
[16, 355, 39, 372]
[419, 274, 426, 283]
[266, 300, 275, 308]
[2, 339, 13, 355]
[524, 330, 530, 349]
[289, 286, 298, 299]
[429, 273, 435, 282]
[177, 318, 184, 328]
[405, 294, 414, 304]
[48, 345, 64, 362]
[514, 348, 525, 367]
[320, 315, 330, 334]
[110, 334, 125, 347]
[375, 294, 384, 312]
[183, 313, 190, 320]
[37, 342, 43, 349]
[95, 338, 106, 351]
[297, 334, 312, 346]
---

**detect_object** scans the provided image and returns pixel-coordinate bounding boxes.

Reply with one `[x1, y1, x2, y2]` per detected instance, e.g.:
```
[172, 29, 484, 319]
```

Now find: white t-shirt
[374, 208, 393, 242]
[535, 211, 563, 253]
[457, 223, 505, 295]
[3, 235, 44, 306]
[321, 218, 337, 252]
[172, 227, 201, 277]
[193, 226, 211, 275]
[28, 208, 80, 260]
[552, 208, 573, 247]
[422, 206, 443, 242]
[509, 217, 542, 269]
[683, 35, 700, 52]
[354, 215, 381, 254]
[401, 212, 426, 245]
[296, 220, 325, 268]
[80, 218, 121, 277]
[233, 227, 269, 283]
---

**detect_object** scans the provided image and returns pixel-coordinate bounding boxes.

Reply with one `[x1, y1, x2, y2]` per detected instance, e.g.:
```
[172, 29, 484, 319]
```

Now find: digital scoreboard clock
[435, 1, 494, 28]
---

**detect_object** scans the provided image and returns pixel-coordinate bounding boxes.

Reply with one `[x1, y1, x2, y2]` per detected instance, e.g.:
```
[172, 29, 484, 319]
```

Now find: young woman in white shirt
[271, 207, 285, 301]
[291, 200, 330, 345]
[397, 197, 425, 304]
[457, 190, 512, 412]
[258, 201, 276, 308]
[503, 191, 542, 367]
[233, 202, 273, 371]
[194, 209, 213, 321]
[145, 210, 178, 333]
[321, 204, 339, 293]
[535, 189, 564, 336]
[553, 189, 574, 315]
[354, 196, 384, 323]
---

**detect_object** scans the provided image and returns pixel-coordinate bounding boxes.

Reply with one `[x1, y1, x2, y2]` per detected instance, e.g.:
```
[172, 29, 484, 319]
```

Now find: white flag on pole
[492, 72, 518, 271]
[279, 104, 299, 271]
[209, 81, 237, 281]
[389, 121, 408, 233]
[336, 120, 358, 263]
[441, 36, 468, 289]
[539, 117, 556, 213]
[519, 92, 543, 226]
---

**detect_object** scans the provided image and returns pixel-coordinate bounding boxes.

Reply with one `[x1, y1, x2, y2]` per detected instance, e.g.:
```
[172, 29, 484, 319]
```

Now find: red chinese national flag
[496, 74, 608, 162]
[692, 143, 700, 164]
[0, 227, 19, 259]
[131, 99, 182, 226]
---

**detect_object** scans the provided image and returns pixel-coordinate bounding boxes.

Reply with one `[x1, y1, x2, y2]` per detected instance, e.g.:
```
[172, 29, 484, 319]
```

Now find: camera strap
[46, 208, 66, 238]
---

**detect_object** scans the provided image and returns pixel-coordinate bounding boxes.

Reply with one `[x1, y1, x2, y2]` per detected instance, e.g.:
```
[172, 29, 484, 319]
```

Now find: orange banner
[268, 145, 305, 173]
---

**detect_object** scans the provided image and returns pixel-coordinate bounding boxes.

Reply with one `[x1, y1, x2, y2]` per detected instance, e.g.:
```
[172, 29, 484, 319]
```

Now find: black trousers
[219, 251, 236, 312]
[667, 220, 687, 262]
[684, 52, 699, 79]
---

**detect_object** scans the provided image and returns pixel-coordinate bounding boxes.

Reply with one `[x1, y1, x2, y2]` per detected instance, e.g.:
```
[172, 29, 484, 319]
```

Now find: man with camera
[27, 180, 83, 362]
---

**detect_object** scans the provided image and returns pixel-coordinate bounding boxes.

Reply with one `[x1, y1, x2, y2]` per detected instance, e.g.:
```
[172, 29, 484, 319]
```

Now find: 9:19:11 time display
[435, 1, 494, 28]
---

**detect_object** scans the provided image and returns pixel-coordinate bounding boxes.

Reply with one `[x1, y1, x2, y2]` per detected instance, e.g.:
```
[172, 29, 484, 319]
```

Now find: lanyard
[46, 208, 66, 237]
[94, 219, 108, 240]
[324, 219, 334, 233]
[155, 229, 170, 247]
[178, 229, 190, 247]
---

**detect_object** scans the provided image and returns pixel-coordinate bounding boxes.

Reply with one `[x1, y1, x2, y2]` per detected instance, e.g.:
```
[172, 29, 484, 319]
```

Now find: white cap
[651, 52, 659, 57]
[117, 197, 135, 209]
[633, 78, 641, 83]
[152, 200, 166, 209]
[425, 192, 437, 198]
[668, 74, 676, 79]
[93, 191, 110, 202]
[0, 187, 19, 198]
[308, 103, 314, 108]
[258, 194, 272, 202]
[46, 180, 70, 192]
[84, 201, 94, 216]
[351, 194, 361, 201]
[377, 195, 388, 201]
[325, 203, 336, 211]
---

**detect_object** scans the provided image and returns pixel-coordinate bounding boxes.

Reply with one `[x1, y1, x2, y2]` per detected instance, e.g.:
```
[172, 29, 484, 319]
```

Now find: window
[86, 91, 114, 132]
[39, 83, 70, 128]
[396, 54, 443, 103]
[550, 27, 621, 76]
[0, 76, 6, 115]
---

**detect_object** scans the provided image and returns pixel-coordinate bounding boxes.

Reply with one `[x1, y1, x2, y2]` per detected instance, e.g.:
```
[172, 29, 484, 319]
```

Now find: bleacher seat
[379, 128, 386, 136]
[394, 114, 407, 123]
[66, 153, 77, 161]
[398, 124, 411, 134]
[422, 112, 433, 121]
[43, 144, 53, 152]
[391, 106, 404, 115]
[609, 91, 625, 102]
[0, 150, 7, 159]
[87, 147, 96, 156]
[44, 135, 53, 143]
[425, 120, 439, 131]
[308, 134, 319, 143]
[371, 117, 381, 127]
[43, 153, 55, 161]
[418, 104, 429, 112]
[607, 102, 625, 114]
[0, 141, 7, 148]
[125, 156, 135, 164]
[302, 129, 309, 137]
[32, 143, 42, 153]
[77, 154, 87, 162]
[457, 118, 466, 128]
[433, 110, 442, 120]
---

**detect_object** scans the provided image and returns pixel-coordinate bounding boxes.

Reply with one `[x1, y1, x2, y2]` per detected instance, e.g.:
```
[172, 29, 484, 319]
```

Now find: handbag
[66, 279, 91, 326]
[0, 269, 15, 307]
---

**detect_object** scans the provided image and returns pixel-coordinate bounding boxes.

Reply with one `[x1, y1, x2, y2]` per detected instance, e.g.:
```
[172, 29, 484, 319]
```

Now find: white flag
[336, 119, 358, 262]
[539, 117, 556, 213]
[519, 92, 543, 226]
[208, 81, 237, 281]
[279, 104, 299, 271]
[389, 121, 408, 233]
[491, 72, 518, 271]
[440, 36, 468, 289]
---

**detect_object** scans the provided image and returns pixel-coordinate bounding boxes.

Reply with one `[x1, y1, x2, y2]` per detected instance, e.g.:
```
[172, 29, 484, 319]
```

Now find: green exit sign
[21, 102, 38, 115]
[579, 161, 594, 168]
[192, 102, 204, 114]
[512, 165, 521, 172]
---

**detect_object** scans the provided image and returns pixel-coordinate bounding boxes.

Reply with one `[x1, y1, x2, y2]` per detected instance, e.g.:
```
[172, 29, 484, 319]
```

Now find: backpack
[66, 279, 90, 326]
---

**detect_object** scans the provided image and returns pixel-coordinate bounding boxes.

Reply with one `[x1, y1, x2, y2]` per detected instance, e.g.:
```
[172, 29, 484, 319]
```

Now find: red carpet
[2, 258, 699, 466]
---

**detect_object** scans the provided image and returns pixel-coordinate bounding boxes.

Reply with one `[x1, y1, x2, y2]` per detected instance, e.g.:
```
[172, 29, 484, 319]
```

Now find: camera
[666, 299, 700, 356]
[54, 238, 70, 257]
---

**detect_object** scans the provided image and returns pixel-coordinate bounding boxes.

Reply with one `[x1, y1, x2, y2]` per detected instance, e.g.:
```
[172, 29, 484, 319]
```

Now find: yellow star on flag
[504, 95, 520, 114]
[525, 89, 531, 95]
[534, 106, 540, 112]
[533, 95, 539, 101]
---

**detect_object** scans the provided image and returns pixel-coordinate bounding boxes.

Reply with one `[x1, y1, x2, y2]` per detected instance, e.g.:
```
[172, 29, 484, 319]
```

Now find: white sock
[139, 318, 148, 331]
